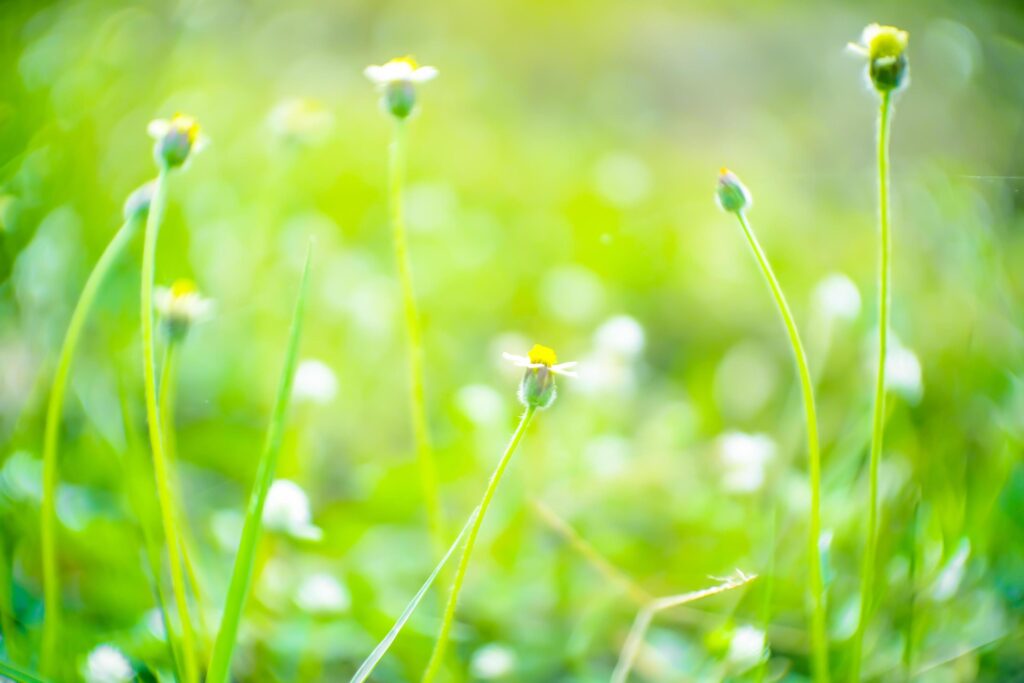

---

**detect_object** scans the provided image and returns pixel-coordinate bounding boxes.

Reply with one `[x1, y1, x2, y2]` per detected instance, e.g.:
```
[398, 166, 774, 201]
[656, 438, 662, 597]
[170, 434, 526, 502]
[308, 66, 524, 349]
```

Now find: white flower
[292, 359, 338, 405]
[294, 572, 350, 615]
[813, 273, 861, 322]
[470, 643, 516, 679]
[726, 625, 767, 672]
[885, 341, 923, 400]
[594, 315, 645, 358]
[263, 479, 322, 541]
[147, 114, 208, 168]
[717, 432, 776, 493]
[502, 344, 578, 377]
[84, 645, 133, 683]
[364, 57, 438, 86]
[155, 279, 213, 340]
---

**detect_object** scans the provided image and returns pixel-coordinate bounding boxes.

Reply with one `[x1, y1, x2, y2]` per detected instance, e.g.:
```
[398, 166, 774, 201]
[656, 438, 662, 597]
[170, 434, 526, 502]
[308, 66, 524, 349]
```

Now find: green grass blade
[39, 216, 140, 675]
[0, 660, 49, 683]
[205, 246, 313, 683]
[350, 505, 481, 683]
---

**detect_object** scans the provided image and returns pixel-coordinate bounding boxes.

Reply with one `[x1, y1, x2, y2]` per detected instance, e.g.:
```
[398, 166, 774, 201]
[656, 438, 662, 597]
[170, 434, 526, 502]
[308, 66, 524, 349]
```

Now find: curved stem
[421, 406, 537, 683]
[735, 211, 829, 682]
[39, 216, 140, 675]
[852, 89, 893, 682]
[141, 167, 198, 683]
[389, 118, 444, 555]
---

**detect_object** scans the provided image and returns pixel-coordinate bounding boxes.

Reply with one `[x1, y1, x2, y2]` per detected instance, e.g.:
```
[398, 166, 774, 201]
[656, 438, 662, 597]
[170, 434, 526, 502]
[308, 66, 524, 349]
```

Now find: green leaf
[0, 659, 49, 683]
[349, 506, 481, 683]
[205, 246, 313, 683]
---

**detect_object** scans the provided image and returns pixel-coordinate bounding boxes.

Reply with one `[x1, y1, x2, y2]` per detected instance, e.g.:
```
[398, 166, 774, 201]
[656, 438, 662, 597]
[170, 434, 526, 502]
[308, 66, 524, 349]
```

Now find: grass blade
[205, 246, 313, 683]
[0, 660, 49, 683]
[349, 505, 481, 683]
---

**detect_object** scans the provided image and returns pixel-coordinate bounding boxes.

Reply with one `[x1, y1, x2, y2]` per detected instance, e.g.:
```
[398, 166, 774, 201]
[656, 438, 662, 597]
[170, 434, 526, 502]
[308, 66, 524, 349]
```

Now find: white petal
[551, 366, 578, 378]
[846, 42, 869, 57]
[147, 119, 170, 138]
[364, 65, 386, 84]
[411, 66, 439, 83]
[502, 352, 529, 365]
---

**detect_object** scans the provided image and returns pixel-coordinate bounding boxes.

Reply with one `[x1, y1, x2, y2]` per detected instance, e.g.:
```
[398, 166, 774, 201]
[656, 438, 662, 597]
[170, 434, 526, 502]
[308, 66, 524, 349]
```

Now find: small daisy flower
[155, 278, 213, 341]
[83, 644, 133, 683]
[848, 24, 910, 92]
[147, 113, 207, 169]
[365, 56, 438, 119]
[470, 643, 517, 679]
[122, 181, 156, 222]
[503, 344, 576, 409]
[716, 168, 752, 214]
[262, 479, 322, 541]
[294, 571, 351, 616]
[292, 358, 339, 405]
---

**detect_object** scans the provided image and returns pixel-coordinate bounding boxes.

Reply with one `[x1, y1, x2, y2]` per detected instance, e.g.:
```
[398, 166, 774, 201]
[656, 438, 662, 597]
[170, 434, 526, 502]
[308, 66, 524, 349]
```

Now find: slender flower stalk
[140, 112, 206, 683]
[367, 57, 444, 554]
[39, 183, 152, 676]
[848, 24, 908, 680]
[206, 248, 312, 683]
[716, 169, 829, 681]
[421, 345, 575, 683]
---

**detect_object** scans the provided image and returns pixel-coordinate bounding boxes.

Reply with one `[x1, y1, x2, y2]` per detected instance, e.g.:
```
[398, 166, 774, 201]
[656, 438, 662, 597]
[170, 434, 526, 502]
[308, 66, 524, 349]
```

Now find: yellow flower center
[170, 278, 197, 299]
[528, 344, 558, 367]
[867, 25, 908, 60]
[389, 55, 420, 70]
[170, 114, 200, 143]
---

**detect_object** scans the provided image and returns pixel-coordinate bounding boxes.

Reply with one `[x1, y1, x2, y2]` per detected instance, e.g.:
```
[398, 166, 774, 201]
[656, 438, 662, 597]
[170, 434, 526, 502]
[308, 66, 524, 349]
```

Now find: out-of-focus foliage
[1, 0, 1023, 680]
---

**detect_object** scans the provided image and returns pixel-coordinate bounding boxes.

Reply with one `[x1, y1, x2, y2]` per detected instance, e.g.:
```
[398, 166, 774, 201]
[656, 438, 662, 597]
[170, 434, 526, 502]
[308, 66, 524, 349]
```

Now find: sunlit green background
[1, 0, 1023, 680]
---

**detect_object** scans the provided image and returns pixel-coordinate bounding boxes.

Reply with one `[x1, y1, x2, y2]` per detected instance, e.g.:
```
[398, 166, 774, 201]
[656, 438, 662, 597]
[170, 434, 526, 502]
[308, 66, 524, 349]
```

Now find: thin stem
[389, 117, 444, 554]
[39, 215, 140, 675]
[141, 167, 198, 683]
[421, 406, 538, 683]
[735, 211, 828, 682]
[159, 341, 210, 645]
[206, 248, 312, 683]
[611, 573, 758, 683]
[851, 89, 893, 682]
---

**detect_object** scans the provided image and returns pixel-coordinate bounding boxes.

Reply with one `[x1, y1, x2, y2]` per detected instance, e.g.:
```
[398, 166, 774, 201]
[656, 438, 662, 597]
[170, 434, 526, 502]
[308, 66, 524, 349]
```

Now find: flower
[365, 56, 438, 119]
[294, 571, 350, 615]
[122, 181, 155, 221]
[147, 113, 206, 169]
[503, 344, 576, 409]
[154, 278, 213, 341]
[848, 24, 910, 92]
[813, 272, 862, 323]
[716, 168, 751, 213]
[717, 431, 776, 493]
[83, 645, 133, 683]
[470, 643, 517, 679]
[262, 479, 322, 541]
[885, 339, 923, 401]
[292, 359, 339, 405]
[726, 625, 767, 672]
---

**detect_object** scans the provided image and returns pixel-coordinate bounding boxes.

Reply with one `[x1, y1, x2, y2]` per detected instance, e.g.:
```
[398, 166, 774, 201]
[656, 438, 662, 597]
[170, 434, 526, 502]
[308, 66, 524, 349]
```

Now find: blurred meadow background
[1, 0, 1024, 681]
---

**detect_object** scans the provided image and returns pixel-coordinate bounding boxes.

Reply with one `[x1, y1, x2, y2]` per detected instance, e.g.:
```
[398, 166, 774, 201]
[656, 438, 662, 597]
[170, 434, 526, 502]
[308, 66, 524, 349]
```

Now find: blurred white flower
[717, 432, 776, 493]
[885, 340, 923, 401]
[84, 645, 133, 683]
[268, 98, 334, 145]
[470, 643, 516, 679]
[155, 279, 213, 341]
[263, 479, 322, 541]
[456, 383, 506, 425]
[364, 57, 438, 86]
[295, 572, 350, 615]
[813, 273, 861, 323]
[594, 315, 645, 358]
[292, 358, 338, 405]
[726, 625, 766, 672]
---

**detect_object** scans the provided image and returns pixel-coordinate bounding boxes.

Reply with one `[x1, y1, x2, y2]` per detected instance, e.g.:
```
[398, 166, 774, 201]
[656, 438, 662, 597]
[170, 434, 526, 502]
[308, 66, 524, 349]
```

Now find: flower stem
[389, 118, 444, 555]
[852, 89, 894, 682]
[421, 406, 537, 683]
[140, 167, 199, 683]
[734, 210, 829, 682]
[39, 214, 141, 676]
[206, 247, 312, 683]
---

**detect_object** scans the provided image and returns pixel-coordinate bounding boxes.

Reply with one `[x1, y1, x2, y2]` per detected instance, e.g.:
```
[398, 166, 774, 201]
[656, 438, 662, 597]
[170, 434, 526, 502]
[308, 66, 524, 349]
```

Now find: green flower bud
[365, 57, 438, 120]
[716, 168, 751, 214]
[147, 114, 205, 169]
[123, 181, 155, 221]
[849, 24, 910, 93]
[504, 344, 577, 410]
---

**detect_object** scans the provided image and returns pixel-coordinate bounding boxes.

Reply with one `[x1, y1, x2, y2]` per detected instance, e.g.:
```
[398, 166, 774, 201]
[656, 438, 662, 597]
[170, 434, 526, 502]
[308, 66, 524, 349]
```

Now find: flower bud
[518, 365, 558, 410]
[123, 181, 155, 221]
[716, 168, 751, 213]
[850, 24, 910, 93]
[365, 57, 438, 120]
[147, 114, 204, 169]
[155, 279, 213, 341]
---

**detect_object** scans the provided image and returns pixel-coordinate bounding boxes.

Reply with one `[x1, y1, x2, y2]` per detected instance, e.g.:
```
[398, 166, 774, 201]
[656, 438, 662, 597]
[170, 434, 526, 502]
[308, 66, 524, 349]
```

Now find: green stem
[735, 211, 828, 682]
[159, 341, 210, 646]
[141, 167, 198, 683]
[39, 215, 140, 675]
[205, 248, 312, 683]
[421, 406, 537, 683]
[390, 118, 444, 554]
[851, 89, 893, 682]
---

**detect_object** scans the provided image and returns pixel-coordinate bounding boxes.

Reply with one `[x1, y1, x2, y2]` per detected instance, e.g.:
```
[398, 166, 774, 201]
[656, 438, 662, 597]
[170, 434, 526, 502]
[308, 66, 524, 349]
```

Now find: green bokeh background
[1, 0, 1023, 680]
